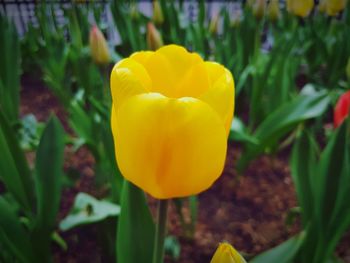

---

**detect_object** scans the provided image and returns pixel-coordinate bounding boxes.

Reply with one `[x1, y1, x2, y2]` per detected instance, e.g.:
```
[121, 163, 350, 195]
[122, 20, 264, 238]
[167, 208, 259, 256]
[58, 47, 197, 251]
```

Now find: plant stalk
[152, 199, 169, 263]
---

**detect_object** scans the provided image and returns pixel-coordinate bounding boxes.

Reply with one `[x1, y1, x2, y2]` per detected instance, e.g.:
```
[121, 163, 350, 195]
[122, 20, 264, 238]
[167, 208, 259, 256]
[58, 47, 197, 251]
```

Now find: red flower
[334, 90, 350, 128]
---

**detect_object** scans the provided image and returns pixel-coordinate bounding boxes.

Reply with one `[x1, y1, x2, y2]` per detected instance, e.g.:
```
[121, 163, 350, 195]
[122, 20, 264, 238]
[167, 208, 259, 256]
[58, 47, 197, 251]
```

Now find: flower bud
[210, 242, 246, 263]
[246, 0, 255, 8]
[287, 0, 314, 17]
[130, 3, 140, 21]
[326, 0, 347, 16]
[318, 0, 327, 13]
[147, 22, 164, 51]
[209, 13, 220, 35]
[230, 10, 242, 28]
[267, 0, 280, 21]
[89, 25, 110, 65]
[152, 0, 164, 25]
[253, 0, 266, 19]
[334, 90, 350, 128]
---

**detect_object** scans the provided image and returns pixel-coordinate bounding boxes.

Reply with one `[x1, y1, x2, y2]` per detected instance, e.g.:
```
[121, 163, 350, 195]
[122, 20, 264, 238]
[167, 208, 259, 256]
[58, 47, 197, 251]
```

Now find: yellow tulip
[146, 22, 164, 51]
[318, 0, 327, 13]
[267, 0, 281, 21]
[253, 0, 266, 19]
[110, 45, 234, 199]
[287, 0, 314, 17]
[210, 243, 246, 263]
[325, 0, 347, 16]
[152, 0, 164, 25]
[209, 13, 220, 35]
[89, 25, 110, 65]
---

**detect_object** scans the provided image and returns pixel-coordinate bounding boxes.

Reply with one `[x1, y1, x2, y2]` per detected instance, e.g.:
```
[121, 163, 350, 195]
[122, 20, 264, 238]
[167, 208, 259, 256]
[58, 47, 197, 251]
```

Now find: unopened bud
[267, 0, 280, 21]
[253, 0, 266, 20]
[209, 13, 220, 35]
[147, 22, 164, 51]
[152, 0, 164, 25]
[89, 25, 110, 65]
[210, 242, 246, 263]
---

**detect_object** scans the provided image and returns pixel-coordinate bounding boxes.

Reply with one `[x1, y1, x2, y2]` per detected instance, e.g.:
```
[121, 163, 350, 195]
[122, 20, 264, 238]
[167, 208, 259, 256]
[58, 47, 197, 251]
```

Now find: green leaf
[250, 233, 305, 263]
[238, 91, 330, 170]
[34, 116, 64, 231]
[0, 196, 37, 263]
[0, 15, 20, 122]
[32, 116, 65, 262]
[316, 120, 347, 231]
[0, 109, 34, 213]
[291, 130, 317, 227]
[117, 181, 155, 263]
[59, 192, 121, 231]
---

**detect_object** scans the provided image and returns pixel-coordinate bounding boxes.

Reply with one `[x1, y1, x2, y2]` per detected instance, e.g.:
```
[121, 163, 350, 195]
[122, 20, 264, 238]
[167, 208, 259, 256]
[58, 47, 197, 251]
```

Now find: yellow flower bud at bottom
[211, 242, 246, 263]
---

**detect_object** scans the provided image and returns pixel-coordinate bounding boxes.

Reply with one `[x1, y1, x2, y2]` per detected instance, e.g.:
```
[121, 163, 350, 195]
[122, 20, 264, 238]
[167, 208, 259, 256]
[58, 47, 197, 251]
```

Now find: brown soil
[18, 77, 350, 263]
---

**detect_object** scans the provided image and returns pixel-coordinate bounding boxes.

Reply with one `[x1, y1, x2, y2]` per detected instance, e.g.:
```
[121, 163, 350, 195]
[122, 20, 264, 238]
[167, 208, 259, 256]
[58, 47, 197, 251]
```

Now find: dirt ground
[18, 76, 350, 263]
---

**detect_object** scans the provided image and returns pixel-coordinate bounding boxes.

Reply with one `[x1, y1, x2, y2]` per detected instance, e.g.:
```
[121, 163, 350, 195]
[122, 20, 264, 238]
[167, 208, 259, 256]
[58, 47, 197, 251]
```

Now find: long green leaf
[32, 116, 64, 262]
[117, 181, 155, 263]
[0, 109, 34, 212]
[35, 116, 64, 230]
[291, 130, 316, 227]
[0, 197, 37, 263]
[0, 15, 20, 123]
[250, 233, 305, 263]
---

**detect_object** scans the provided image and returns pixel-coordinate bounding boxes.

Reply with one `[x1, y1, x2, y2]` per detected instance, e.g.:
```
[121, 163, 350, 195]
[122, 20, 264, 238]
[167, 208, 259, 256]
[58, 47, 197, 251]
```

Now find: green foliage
[0, 115, 65, 262]
[117, 181, 155, 263]
[0, 15, 20, 123]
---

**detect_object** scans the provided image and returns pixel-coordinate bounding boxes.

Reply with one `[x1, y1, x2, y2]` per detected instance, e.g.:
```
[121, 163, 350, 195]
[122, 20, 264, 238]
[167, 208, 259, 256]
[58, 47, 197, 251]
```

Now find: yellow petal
[110, 69, 145, 110]
[112, 93, 227, 199]
[201, 63, 235, 135]
[130, 51, 154, 65]
[142, 51, 176, 97]
[211, 243, 246, 263]
[157, 45, 203, 78]
[114, 58, 152, 90]
[175, 61, 211, 98]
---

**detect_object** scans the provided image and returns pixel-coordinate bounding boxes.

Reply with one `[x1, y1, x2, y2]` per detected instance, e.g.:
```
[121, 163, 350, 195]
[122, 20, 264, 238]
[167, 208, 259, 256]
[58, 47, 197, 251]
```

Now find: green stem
[152, 199, 169, 263]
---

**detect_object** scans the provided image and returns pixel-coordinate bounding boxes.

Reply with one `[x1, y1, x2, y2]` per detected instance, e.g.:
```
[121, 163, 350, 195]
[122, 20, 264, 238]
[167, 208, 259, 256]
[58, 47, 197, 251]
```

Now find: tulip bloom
[253, 0, 266, 19]
[210, 243, 246, 263]
[325, 0, 347, 16]
[334, 91, 350, 128]
[152, 0, 164, 25]
[267, 0, 281, 21]
[110, 45, 234, 199]
[89, 25, 110, 65]
[287, 0, 314, 17]
[146, 22, 164, 51]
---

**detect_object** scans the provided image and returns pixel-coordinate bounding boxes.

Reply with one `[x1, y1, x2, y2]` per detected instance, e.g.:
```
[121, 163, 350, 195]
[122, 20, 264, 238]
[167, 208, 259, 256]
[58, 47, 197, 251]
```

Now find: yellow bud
[152, 0, 164, 25]
[267, 0, 281, 21]
[146, 22, 164, 51]
[287, 0, 314, 17]
[211, 243, 246, 263]
[346, 57, 350, 81]
[318, 0, 327, 13]
[326, 0, 347, 16]
[209, 13, 220, 35]
[230, 11, 242, 28]
[130, 3, 140, 20]
[253, 0, 266, 19]
[246, 0, 256, 8]
[89, 25, 110, 65]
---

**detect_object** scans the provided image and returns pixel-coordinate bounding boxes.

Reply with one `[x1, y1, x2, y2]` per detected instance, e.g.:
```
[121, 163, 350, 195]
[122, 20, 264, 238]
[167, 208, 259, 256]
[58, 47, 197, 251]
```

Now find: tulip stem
[152, 199, 169, 263]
